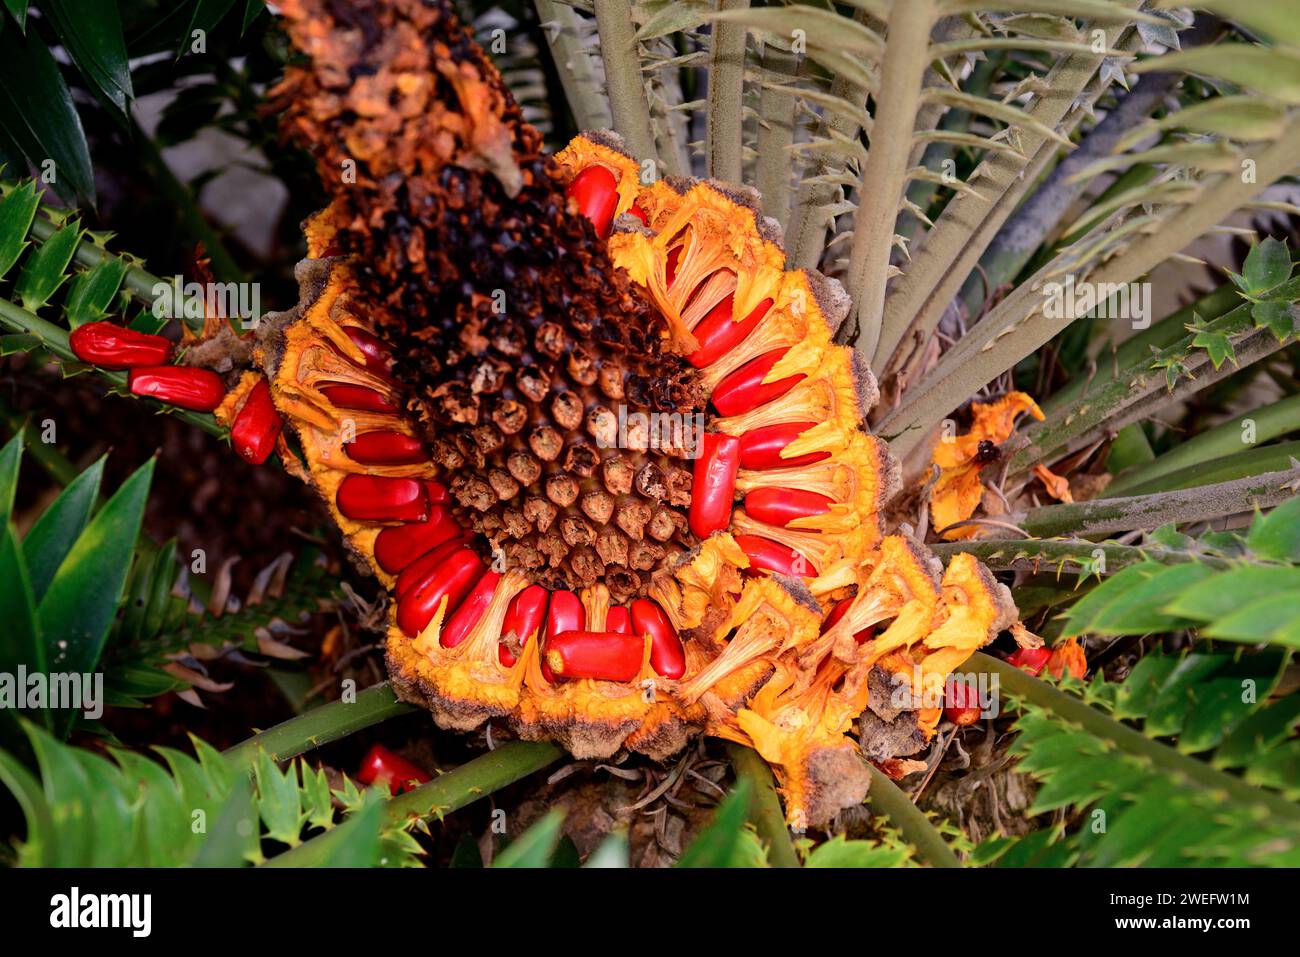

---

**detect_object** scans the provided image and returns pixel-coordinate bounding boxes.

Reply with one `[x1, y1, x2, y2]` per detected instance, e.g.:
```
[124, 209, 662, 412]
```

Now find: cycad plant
[0, 0, 1298, 868]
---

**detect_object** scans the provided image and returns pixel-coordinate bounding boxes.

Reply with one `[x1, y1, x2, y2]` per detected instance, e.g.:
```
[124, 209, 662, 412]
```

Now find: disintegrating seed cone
[257, 0, 1023, 830]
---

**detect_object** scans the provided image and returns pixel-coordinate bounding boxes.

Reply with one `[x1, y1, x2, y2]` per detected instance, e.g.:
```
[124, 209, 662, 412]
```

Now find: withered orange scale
[241, 130, 1021, 830]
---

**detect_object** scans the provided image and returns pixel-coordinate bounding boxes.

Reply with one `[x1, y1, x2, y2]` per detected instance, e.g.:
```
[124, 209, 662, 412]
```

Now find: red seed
[628, 203, 649, 226]
[336, 475, 429, 523]
[744, 487, 833, 527]
[688, 297, 772, 368]
[1007, 647, 1052, 677]
[499, 584, 549, 667]
[341, 326, 395, 379]
[321, 383, 399, 413]
[606, 606, 632, 635]
[440, 571, 501, 649]
[230, 377, 282, 465]
[821, 597, 875, 644]
[631, 598, 684, 679]
[128, 366, 226, 412]
[544, 589, 584, 682]
[944, 680, 982, 727]
[545, 630, 643, 682]
[710, 348, 803, 417]
[567, 165, 619, 238]
[69, 321, 173, 369]
[822, 598, 850, 633]
[737, 422, 829, 470]
[689, 432, 741, 539]
[665, 246, 682, 287]
[735, 534, 812, 577]
[355, 744, 431, 795]
[395, 535, 473, 598]
[374, 506, 464, 574]
[347, 430, 427, 465]
[396, 547, 484, 638]
[547, 589, 584, 637]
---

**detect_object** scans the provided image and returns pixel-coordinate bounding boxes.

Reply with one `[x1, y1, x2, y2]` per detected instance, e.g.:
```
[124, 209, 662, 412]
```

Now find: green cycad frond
[99, 540, 339, 711]
[535, 0, 614, 132]
[1060, 496, 1300, 649]
[670, 778, 930, 867]
[466, 4, 557, 135]
[0, 427, 338, 737]
[0, 179, 222, 436]
[974, 646, 1300, 866]
[1008, 242, 1300, 480]
[554, 3, 1300, 484]
[883, 22, 1300, 456]
[0, 722, 419, 867]
[969, 501, 1300, 864]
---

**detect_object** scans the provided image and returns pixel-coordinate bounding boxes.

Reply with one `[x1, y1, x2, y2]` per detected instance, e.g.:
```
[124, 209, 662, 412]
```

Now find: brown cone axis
[272, 0, 705, 597]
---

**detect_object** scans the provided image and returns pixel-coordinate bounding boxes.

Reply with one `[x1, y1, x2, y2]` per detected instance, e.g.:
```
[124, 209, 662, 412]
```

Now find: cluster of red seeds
[310, 163, 842, 683]
[569, 168, 850, 582]
[68, 321, 283, 464]
[317, 298, 689, 683]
